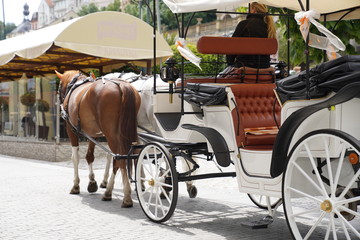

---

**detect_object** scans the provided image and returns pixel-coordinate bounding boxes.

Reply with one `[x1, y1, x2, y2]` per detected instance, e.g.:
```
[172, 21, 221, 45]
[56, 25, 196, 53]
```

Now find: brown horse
[56, 70, 141, 208]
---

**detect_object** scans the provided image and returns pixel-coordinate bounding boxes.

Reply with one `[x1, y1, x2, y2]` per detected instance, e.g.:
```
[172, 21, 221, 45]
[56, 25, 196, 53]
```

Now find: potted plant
[20, 92, 35, 107]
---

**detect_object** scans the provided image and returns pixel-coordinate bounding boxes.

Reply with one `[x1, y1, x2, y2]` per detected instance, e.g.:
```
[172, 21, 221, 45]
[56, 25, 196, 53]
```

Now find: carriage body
[134, 0, 360, 238]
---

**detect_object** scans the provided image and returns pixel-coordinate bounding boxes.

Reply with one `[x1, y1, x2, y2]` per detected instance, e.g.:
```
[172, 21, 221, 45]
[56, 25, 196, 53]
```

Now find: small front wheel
[135, 142, 178, 222]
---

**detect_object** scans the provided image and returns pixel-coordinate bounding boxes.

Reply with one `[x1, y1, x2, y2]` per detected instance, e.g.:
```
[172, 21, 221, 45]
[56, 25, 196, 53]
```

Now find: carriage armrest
[197, 36, 278, 55]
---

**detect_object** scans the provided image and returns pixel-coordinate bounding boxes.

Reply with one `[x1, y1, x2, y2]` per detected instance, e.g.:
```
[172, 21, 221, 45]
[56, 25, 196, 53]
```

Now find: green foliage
[124, 2, 140, 18]
[123, 1, 216, 31]
[163, 32, 177, 45]
[35, 99, 50, 112]
[88, 69, 100, 77]
[77, 3, 100, 16]
[169, 43, 224, 77]
[20, 92, 35, 107]
[276, 9, 360, 67]
[105, 0, 121, 11]
[0, 22, 17, 40]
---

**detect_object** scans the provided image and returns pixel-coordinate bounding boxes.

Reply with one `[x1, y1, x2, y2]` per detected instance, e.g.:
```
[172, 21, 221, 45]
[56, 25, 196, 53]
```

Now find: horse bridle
[58, 73, 83, 104]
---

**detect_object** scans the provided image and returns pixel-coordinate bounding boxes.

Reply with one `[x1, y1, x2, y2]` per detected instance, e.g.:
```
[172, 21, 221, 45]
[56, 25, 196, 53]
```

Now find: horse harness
[59, 73, 127, 136]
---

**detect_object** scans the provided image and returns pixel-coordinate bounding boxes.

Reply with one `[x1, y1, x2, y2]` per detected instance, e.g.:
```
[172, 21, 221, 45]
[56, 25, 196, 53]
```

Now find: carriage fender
[271, 81, 360, 178]
[181, 124, 231, 167]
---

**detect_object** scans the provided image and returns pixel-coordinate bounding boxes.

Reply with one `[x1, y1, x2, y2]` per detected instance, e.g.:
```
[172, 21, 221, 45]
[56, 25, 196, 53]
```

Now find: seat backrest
[197, 36, 278, 55]
[230, 84, 281, 149]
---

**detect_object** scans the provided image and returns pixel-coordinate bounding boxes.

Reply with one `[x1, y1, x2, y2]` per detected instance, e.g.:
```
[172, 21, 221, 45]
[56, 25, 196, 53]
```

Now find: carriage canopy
[162, 0, 360, 20]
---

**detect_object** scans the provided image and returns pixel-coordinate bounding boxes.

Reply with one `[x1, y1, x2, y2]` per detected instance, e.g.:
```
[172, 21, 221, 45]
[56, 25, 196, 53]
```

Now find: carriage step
[241, 215, 273, 229]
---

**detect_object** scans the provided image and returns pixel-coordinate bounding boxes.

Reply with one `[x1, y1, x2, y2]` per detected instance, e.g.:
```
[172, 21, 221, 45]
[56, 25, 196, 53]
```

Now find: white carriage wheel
[283, 130, 360, 239]
[135, 142, 178, 223]
[247, 194, 282, 210]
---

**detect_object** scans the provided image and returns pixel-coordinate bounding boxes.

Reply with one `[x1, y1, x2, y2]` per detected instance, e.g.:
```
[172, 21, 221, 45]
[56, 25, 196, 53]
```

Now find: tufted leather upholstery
[230, 84, 281, 150]
[178, 67, 275, 87]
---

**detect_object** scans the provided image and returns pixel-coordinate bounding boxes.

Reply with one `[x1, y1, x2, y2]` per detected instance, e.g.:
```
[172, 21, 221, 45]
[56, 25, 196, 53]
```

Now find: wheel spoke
[336, 196, 360, 206]
[153, 147, 159, 177]
[160, 186, 172, 205]
[303, 211, 326, 240]
[337, 205, 360, 219]
[158, 182, 173, 189]
[339, 213, 352, 240]
[291, 207, 319, 217]
[333, 144, 346, 195]
[293, 161, 324, 195]
[143, 162, 153, 176]
[144, 151, 154, 176]
[160, 167, 171, 178]
[338, 167, 360, 200]
[330, 213, 338, 240]
[155, 182, 159, 218]
[322, 136, 334, 197]
[304, 142, 329, 198]
[288, 186, 323, 203]
[333, 209, 360, 238]
[324, 216, 331, 240]
[156, 191, 166, 217]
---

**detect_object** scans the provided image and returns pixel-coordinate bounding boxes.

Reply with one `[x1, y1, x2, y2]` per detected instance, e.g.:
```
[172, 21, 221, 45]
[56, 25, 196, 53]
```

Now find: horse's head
[55, 70, 81, 103]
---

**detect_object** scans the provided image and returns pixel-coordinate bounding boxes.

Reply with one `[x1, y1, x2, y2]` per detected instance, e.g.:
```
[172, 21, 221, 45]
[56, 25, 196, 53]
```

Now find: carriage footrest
[241, 215, 273, 229]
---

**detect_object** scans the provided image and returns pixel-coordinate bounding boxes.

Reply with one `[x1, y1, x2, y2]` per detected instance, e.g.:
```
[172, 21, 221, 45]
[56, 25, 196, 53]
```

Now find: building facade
[37, 0, 117, 28]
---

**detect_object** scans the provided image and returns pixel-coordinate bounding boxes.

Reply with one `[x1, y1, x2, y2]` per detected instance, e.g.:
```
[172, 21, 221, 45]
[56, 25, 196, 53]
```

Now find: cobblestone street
[0, 154, 294, 240]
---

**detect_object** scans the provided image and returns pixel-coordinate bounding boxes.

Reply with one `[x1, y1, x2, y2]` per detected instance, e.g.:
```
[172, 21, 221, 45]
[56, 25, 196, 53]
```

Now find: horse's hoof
[70, 186, 80, 194]
[87, 181, 98, 193]
[102, 192, 112, 201]
[100, 182, 107, 188]
[187, 185, 197, 198]
[102, 196, 112, 201]
[121, 202, 133, 208]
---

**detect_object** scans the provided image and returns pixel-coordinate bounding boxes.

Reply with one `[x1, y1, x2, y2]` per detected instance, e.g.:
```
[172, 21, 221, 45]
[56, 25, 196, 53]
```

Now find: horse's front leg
[70, 146, 80, 194]
[86, 141, 98, 193]
[100, 153, 112, 188]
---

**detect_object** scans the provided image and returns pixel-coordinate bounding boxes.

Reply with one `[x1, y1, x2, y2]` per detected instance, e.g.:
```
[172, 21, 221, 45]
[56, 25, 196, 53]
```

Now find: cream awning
[0, 11, 173, 81]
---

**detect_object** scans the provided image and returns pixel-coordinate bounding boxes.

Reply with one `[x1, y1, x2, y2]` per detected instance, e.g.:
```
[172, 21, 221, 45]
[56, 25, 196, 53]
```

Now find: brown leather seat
[177, 67, 275, 87]
[229, 84, 281, 150]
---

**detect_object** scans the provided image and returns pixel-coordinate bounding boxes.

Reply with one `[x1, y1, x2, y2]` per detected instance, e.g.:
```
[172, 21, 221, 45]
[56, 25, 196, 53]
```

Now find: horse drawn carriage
[57, 0, 360, 239]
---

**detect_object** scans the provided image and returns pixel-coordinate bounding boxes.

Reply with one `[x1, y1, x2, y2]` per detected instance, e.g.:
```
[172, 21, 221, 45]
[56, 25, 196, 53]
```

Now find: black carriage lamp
[160, 57, 180, 103]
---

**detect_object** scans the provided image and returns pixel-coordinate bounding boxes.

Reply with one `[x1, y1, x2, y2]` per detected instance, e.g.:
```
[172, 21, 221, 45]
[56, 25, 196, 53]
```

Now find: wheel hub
[148, 179, 155, 186]
[320, 200, 332, 213]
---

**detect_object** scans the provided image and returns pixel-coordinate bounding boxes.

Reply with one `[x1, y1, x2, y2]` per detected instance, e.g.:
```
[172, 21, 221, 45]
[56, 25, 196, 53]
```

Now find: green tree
[0, 22, 16, 40]
[276, 9, 360, 67]
[77, 2, 100, 16]
[105, 0, 121, 11]
[123, 1, 216, 31]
